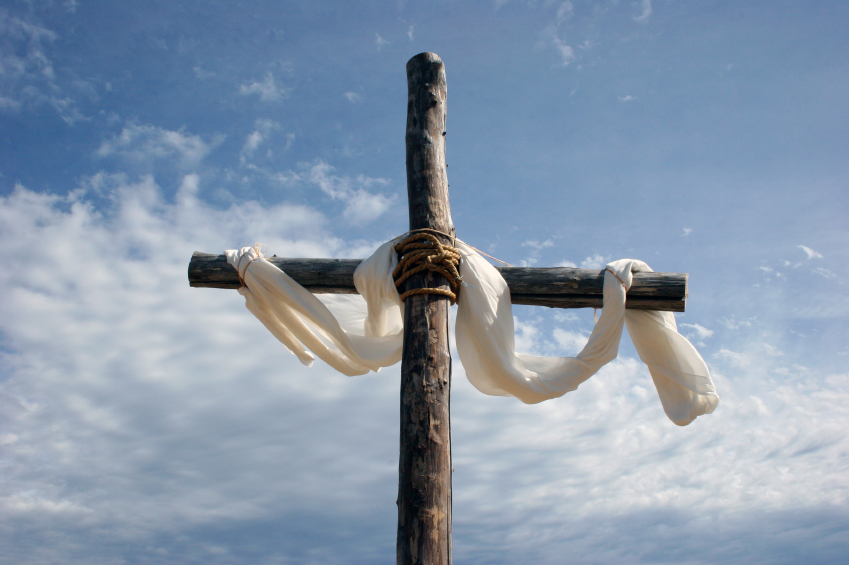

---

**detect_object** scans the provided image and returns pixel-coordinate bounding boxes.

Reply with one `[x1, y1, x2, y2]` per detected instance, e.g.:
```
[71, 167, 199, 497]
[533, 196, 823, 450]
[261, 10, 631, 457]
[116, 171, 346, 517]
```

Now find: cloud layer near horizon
[1, 179, 846, 564]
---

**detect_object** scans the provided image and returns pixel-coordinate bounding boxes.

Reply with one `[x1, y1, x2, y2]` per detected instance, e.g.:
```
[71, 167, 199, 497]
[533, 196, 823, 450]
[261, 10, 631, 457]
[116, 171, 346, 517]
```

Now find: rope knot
[392, 232, 462, 304]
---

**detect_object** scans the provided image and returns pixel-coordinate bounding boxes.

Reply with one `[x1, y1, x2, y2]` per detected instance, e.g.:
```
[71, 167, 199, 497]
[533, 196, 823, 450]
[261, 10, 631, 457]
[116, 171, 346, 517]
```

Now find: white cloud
[2, 181, 849, 562]
[799, 245, 823, 260]
[556, 1, 574, 23]
[633, 0, 652, 23]
[452, 351, 849, 563]
[0, 14, 59, 64]
[193, 66, 215, 79]
[519, 239, 556, 268]
[718, 316, 754, 330]
[557, 259, 578, 268]
[0, 95, 22, 110]
[553, 37, 575, 66]
[680, 322, 714, 340]
[553, 311, 579, 323]
[239, 119, 285, 164]
[763, 343, 784, 357]
[552, 327, 588, 355]
[540, 26, 576, 66]
[342, 189, 393, 224]
[238, 72, 289, 101]
[512, 316, 544, 355]
[714, 348, 751, 368]
[0, 12, 86, 123]
[407, 25, 414, 41]
[813, 267, 836, 279]
[0, 179, 401, 562]
[375, 33, 389, 51]
[521, 239, 554, 250]
[682, 227, 692, 236]
[580, 253, 606, 269]
[308, 161, 395, 224]
[96, 124, 221, 169]
[344, 91, 362, 103]
[241, 130, 264, 159]
[618, 94, 636, 102]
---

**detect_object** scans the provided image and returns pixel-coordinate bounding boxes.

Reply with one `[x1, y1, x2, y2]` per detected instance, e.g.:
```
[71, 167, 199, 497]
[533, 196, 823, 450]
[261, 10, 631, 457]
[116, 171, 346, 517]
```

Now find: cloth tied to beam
[226, 241, 718, 426]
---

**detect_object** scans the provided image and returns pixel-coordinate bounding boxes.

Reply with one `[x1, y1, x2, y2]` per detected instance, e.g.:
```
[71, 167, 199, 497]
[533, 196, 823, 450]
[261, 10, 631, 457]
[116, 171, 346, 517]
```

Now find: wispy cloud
[407, 25, 414, 41]
[540, 26, 576, 66]
[580, 253, 606, 269]
[344, 91, 362, 103]
[238, 72, 290, 101]
[788, 245, 825, 269]
[239, 119, 289, 164]
[521, 239, 554, 250]
[96, 123, 222, 170]
[308, 161, 395, 224]
[556, 1, 574, 24]
[718, 316, 754, 330]
[682, 227, 692, 236]
[520, 239, 555, 267]
[241, 130, 264, 161]
[0, 95, 22, 110]
[375, 33, 389, 51]
[633, 0, 652, 23]
[759, 264, 785, 281]
[193, 66, 215, 79]
[813, 267, 837, 279]
[552, 327, 588, 355]
[680, 323, 714, 345]
[799, 245, 823, 260]
[714, 347, 751, 368]
[552, 36, 575, 66]
[0, 12, 87, 123]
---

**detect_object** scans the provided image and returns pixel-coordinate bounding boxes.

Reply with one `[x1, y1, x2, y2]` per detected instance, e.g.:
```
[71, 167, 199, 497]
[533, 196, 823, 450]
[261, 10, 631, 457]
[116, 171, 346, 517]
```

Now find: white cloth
[226, 242, 718, 426]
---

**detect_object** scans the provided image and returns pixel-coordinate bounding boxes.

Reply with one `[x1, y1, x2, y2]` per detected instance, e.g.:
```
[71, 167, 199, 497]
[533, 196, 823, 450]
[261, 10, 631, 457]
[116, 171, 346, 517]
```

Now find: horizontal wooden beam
[188, 252, 688, 312]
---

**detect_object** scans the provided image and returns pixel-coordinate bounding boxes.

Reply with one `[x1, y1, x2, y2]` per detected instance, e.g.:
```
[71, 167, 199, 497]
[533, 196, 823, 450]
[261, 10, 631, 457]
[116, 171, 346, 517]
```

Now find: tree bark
[188, 253, 688, 312]
[397, 52, 453, 565]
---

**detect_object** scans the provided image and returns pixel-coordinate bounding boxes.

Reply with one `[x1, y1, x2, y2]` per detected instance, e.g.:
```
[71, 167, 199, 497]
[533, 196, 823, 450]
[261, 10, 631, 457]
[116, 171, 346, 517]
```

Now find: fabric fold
[225, 241, 718, 425]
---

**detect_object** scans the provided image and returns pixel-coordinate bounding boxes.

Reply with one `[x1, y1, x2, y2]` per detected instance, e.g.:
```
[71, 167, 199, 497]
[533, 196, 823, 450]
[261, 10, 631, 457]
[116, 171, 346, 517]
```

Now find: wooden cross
[187, 52, 687, 565]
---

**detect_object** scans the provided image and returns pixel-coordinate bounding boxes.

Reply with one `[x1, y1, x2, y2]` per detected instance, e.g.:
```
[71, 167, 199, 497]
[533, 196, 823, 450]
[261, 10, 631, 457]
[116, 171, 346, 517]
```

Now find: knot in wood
[393, 233, 462, 304]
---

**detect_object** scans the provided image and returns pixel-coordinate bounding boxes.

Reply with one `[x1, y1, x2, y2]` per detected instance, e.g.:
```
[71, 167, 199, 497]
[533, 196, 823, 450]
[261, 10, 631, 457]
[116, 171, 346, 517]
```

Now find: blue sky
[1, 1, 847, 563]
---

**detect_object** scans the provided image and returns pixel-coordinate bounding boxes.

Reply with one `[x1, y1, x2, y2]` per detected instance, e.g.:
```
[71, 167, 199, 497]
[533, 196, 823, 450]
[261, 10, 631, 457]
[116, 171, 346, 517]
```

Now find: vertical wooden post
[397, 52, 454, 565]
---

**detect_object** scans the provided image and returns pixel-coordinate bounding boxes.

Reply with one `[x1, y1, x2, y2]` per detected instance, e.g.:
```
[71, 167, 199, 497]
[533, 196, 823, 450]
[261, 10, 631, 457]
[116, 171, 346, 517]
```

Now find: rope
[238, 242, 267, 288]
[605, 267, 628, 290]
[399, 228, 514, 267]
[393, 232, 462, 304]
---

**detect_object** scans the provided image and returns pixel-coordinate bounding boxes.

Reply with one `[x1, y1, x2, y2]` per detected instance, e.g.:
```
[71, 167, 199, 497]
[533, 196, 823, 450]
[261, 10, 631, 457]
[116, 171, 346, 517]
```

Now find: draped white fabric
[226, 242, 718, 426]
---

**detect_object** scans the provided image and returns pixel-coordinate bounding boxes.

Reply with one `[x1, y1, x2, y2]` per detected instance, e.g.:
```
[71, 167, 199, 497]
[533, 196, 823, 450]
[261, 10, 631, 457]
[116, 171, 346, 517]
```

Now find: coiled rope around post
[393, 232, 462, 304]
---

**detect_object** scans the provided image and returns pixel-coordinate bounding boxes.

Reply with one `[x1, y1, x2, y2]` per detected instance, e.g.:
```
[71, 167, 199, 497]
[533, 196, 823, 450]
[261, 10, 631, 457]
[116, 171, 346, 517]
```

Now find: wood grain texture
[397, 52, 453, 565]
[188, 253, 688, 312]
